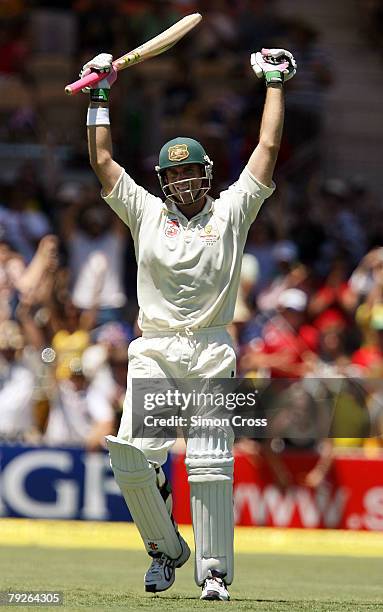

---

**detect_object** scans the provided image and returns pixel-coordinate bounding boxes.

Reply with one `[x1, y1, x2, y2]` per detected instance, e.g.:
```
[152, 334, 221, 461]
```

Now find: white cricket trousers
[118, 326, 236, 465]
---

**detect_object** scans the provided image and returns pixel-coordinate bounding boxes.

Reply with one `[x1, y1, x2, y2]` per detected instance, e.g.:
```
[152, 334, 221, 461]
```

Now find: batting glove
[80, 53, 117, 101]
[251, 48, 297, 86]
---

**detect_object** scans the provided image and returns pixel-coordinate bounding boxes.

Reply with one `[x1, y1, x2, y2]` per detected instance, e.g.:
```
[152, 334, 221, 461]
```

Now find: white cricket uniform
[103, 166, 274, 464]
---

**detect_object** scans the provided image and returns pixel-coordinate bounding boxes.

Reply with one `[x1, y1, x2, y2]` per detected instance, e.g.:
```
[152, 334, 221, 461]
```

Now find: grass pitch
[0, 521, 382, 611]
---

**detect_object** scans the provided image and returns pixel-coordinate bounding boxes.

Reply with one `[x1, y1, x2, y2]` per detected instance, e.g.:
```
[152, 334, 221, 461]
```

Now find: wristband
[86, 107, 110, 126]
[265, 71, 284, 86]
[90, 88, 110, 102]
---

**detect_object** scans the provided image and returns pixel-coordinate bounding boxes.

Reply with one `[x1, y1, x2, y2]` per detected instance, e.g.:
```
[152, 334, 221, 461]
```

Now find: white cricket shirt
[103, 167, 275, 332]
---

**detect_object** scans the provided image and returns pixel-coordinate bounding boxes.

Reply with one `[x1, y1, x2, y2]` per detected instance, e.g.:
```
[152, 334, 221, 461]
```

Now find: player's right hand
[80, 53, 117, 93]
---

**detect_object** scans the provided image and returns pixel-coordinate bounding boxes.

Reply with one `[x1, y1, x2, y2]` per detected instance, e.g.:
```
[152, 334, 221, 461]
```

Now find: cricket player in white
[82, 47, 296, 601]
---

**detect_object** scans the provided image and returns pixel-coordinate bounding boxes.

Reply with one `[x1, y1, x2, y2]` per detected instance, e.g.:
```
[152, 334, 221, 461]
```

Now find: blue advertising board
[0, 444, 169, 521]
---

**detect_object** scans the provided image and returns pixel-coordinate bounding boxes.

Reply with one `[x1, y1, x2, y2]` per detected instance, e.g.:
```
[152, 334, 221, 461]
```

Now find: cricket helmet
[155, 137, 213, 205]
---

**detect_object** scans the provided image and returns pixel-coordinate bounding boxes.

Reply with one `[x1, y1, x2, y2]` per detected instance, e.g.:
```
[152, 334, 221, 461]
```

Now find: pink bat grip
[65, 70, 107, 95]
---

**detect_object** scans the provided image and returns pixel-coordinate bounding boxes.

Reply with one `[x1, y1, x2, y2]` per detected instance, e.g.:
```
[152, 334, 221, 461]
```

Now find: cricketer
[83, 47, 296, 601]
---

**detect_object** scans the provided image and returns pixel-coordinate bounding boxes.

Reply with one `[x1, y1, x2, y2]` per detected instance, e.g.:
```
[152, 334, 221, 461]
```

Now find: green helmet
[155, 137, 213, 205]
[157, 137, 209, 171]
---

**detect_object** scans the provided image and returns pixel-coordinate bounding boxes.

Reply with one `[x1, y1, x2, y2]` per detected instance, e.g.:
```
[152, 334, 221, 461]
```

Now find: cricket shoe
[200, 570, 230, 601]
[144, 533, 190, 593]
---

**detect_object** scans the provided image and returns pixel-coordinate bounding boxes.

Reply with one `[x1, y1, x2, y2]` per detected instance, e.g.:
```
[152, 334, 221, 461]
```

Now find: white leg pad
[186, 431, 234, 586]
[106, 435, 182, 559]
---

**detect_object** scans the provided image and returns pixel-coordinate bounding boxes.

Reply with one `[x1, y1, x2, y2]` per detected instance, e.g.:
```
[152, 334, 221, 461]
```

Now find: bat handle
[65, 70, 105, 96]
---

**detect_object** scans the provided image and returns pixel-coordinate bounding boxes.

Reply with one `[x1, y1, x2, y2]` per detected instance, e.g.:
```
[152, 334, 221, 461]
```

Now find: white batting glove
[80, 53, 117, 94]
[251, 48, 297, 86]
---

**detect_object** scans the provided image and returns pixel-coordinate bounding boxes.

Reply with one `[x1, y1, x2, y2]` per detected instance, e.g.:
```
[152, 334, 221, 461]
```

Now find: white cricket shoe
[144, 534, 190, 593]
[200, 570, 230, 601]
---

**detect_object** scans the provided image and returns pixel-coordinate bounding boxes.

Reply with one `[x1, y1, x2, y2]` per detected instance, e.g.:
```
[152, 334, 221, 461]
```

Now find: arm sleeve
[102, 169, 160, 235]
[228, 167, 276, 232]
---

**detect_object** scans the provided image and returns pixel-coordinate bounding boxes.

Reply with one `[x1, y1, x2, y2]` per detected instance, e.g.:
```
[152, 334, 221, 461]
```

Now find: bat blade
[65, 13, 202, 95]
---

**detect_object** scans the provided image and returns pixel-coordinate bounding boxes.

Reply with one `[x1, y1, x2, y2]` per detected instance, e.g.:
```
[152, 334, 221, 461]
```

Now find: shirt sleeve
[227, 167, 276, 231]
[102, 169, 160, 236]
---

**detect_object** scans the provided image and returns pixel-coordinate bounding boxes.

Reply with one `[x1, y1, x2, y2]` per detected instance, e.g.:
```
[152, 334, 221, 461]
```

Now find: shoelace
[149, 554, 175, 575]
[149, 555, 166, 575]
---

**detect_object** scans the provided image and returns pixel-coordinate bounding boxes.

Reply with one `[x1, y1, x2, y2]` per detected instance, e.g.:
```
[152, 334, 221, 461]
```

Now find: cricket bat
[65, 13, 202, 95]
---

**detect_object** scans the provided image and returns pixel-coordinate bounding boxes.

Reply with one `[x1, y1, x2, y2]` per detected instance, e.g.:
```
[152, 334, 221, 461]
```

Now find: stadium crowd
[0, 1, 382, 458]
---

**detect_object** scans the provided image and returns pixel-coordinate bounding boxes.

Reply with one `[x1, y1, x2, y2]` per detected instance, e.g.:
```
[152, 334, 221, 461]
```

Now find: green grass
[0, 547, 382, 611]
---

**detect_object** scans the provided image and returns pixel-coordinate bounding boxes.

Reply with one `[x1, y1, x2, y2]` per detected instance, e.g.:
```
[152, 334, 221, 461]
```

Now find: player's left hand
[251, 48, 297, 86]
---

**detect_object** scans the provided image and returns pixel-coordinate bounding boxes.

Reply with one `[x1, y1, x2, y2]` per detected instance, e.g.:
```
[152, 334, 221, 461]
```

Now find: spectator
[308, 256, 358, 329]
[51, 297, 91, 380]
[0, 320, 35, 441]
[0, 184, 51, 262]
[265, 383, 334, 489]
[0, 239, 25, 321]
[352, 304, 383, 376]
[314, 312, 351, 375]
[240, 289, 318, 378]
[230, 253, 259, 349]
[257, 240, 308, 313]
[61, 201, 128, 324]
[82, 323, 129, 430]
[349, 247, 383, 304]
[245, 220, 278, 294]
[43, 355, 114, 450]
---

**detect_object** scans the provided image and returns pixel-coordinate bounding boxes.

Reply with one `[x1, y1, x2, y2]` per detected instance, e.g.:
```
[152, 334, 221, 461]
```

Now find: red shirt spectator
[351, 304, 383, 376]
[240, 289, 319, 378]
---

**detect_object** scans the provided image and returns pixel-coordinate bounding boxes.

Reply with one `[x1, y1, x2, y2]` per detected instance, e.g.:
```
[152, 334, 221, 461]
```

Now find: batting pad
[186, 432, 234, 585]
[106, 435, 182, 559]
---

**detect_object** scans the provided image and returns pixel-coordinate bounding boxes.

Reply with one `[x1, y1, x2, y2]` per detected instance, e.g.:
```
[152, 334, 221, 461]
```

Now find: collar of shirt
[163, 195, 214, 223]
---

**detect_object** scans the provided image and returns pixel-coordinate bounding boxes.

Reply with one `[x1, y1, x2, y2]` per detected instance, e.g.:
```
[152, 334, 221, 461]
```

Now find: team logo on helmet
[168, 144, 189, 162]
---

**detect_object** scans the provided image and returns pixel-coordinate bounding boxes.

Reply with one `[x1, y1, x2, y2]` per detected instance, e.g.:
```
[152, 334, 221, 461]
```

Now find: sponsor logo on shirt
[200, 223, 219, 246]
[165, 217, 181, 238]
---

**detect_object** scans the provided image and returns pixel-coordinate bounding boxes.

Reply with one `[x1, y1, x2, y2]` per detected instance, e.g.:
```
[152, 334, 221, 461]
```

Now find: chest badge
[165, 217, 181, 238]
[200, 223, 219, 246]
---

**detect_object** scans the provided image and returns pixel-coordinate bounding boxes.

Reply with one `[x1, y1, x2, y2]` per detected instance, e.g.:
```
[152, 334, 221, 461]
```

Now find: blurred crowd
[0, 2, 382, 459]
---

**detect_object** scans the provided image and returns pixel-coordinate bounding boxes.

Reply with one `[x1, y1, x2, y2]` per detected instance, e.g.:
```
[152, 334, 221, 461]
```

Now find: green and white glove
[251, 48, 297, 86]
[80, 52, 117, 102]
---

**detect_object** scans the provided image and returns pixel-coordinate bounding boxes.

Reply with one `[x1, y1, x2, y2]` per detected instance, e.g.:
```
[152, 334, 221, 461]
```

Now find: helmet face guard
[156, 159, 213, 206]
[155, 137, 213, 206]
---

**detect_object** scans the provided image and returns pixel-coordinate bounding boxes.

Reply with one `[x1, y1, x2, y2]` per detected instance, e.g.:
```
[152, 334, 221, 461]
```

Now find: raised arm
[82, 54, 123, 195]
[88, 122, 122, 196]
[247, 48, 297, 187]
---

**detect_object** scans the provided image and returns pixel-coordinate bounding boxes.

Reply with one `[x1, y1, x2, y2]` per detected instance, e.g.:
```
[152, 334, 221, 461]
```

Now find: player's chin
[175, 192, 194, 206]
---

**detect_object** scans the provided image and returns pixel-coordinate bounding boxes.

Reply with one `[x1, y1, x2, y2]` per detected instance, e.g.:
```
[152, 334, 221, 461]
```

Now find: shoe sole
[200, 592, 230, 601]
